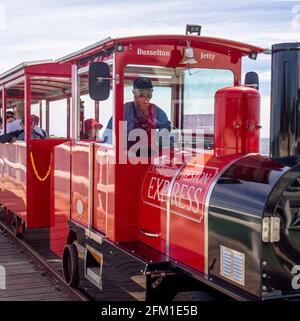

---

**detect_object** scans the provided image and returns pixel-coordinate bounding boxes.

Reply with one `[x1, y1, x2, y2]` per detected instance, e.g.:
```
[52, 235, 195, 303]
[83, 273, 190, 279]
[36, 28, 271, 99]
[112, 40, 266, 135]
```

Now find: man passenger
[103, 77, 171, 148]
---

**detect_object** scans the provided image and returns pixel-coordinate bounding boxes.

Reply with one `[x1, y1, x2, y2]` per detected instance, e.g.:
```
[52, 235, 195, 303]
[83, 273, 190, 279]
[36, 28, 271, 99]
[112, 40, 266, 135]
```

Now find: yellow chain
[30, 151, 51, 182]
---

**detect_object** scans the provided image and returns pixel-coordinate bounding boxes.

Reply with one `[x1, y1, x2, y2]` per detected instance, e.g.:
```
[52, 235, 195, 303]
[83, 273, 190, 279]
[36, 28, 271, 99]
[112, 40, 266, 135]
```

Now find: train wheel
[62, 244, 79, 287]
[173, 291, 214, 301]
[11, 215, 25, 239]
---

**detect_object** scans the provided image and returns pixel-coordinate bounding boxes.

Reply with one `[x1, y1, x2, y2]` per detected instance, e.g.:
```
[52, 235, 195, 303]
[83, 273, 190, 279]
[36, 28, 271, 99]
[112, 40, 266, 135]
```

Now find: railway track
[0, 220, 89, 301]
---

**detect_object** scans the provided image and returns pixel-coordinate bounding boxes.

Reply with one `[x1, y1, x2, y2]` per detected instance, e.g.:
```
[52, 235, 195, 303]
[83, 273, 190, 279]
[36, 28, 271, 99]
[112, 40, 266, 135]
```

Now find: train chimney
[270, 42, 300, 158]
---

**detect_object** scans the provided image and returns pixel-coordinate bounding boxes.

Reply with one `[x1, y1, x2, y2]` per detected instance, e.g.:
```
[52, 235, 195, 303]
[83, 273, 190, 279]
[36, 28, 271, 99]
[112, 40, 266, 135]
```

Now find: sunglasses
[133, 89, 153, 99]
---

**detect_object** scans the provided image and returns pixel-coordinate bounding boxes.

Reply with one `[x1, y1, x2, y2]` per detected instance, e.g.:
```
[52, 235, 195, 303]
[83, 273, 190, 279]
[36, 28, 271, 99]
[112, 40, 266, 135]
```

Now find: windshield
[123, 65, 234, 150]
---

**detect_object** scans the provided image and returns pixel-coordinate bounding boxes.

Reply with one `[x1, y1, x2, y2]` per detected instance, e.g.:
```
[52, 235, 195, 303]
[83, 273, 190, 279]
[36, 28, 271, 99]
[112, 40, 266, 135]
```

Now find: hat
[133, 77, 153, 89]
[6, 111, 16, 118]
[84, 118, 102, 132]
[31, 114, 39, 122]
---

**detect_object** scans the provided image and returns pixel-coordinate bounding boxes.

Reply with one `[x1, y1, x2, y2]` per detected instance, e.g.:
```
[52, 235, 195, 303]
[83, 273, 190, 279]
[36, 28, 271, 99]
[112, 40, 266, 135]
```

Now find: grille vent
[220, 246, 245, 286]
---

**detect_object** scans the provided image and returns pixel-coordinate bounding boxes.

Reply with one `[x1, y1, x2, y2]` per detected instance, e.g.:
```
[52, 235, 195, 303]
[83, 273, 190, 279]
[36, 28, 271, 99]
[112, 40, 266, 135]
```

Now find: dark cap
[133, 77, 153, 89]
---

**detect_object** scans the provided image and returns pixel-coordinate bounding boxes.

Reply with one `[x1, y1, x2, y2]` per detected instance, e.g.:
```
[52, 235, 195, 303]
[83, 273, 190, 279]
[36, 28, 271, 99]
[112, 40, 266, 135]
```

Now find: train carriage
[0, 61, 72, 235]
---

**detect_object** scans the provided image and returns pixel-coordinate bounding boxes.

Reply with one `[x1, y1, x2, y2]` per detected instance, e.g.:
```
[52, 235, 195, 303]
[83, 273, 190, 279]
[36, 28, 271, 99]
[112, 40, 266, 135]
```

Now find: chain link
[30, 151, 51, 182]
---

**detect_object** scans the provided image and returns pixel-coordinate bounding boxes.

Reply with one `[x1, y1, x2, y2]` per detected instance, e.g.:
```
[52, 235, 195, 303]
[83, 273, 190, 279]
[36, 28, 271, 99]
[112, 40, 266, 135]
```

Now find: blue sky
[0, 0, 299, 137]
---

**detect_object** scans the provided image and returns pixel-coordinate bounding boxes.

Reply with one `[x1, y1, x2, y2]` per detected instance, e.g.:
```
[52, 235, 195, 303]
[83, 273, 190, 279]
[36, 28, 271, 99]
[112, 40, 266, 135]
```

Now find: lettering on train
[137, 48, 171, 57]
[147, 177, 203, 215]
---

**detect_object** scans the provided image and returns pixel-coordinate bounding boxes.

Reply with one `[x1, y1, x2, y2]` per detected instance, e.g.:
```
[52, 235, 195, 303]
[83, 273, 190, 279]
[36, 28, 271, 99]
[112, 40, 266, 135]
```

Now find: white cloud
[0, 0, 297, 139]
[0, 4, 6, 30]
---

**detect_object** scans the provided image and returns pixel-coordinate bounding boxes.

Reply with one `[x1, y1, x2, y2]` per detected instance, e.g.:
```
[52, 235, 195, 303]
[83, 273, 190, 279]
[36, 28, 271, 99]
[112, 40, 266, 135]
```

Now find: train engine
[52, 34, 300, 300]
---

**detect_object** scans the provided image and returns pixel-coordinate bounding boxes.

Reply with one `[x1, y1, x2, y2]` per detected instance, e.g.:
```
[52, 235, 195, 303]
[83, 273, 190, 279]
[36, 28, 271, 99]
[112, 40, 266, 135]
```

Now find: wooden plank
[0, 231, 72, 301]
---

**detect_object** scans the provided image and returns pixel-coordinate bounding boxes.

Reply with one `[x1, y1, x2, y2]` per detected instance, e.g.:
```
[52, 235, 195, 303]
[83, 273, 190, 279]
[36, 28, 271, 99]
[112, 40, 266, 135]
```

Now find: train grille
[220, 246, 245, 286]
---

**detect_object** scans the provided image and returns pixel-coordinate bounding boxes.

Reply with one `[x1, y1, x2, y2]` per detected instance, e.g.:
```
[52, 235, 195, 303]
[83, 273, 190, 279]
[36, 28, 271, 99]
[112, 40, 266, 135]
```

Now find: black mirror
[88, 62, 110, 101]
[245, 71, 259, 90]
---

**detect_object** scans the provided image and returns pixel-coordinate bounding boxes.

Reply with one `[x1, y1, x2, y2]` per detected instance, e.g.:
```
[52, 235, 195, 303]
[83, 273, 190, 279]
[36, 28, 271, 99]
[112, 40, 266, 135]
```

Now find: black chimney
[270, 42, 300, 158]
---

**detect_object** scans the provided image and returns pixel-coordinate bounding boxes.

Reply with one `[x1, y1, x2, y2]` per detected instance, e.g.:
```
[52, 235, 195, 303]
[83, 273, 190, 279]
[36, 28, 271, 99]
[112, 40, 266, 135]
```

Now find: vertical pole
[3, 88, 7, 134]
[39, 100, 43, 128]
[25, 76, 31, 143]
[72, 64, 78, 141]
[46, 100, 49, 135]
[67, 97, 70, 138]
[95, 101, 99, 122]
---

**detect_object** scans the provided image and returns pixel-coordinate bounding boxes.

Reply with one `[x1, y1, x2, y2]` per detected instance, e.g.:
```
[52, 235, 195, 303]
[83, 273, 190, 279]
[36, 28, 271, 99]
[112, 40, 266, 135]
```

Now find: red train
[1, 27, 300, 301]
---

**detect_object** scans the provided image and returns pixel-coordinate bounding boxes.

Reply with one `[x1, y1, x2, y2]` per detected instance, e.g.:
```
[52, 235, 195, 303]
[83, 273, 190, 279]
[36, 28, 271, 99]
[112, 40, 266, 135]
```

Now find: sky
[0, 0, 299, 138]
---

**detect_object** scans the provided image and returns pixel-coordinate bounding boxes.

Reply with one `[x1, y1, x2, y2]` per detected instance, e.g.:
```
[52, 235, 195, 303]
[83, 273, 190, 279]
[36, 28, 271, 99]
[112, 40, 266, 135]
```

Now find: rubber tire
[62, 243, 79, 287]
[173, 291, 214, 301]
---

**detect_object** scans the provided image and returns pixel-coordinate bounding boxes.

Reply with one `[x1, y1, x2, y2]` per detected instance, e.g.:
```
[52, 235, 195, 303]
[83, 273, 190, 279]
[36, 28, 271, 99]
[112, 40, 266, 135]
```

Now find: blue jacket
[102, 101, 170, 145]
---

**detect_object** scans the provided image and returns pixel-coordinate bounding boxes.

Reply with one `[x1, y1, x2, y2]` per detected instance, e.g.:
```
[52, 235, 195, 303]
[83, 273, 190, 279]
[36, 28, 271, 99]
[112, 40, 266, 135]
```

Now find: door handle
[139, 229, 161, 238]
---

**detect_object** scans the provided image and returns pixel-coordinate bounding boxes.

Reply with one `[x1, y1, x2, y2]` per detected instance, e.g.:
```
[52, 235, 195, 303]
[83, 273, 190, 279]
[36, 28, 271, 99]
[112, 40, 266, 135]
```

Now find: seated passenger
[0, 117, 24, 143]
[103, 77, 171, 147]
[6, 111, 16, 124]
[6, 110, 24, 140]
[30, 114, 47, 139]
[82, 118, 103, 140]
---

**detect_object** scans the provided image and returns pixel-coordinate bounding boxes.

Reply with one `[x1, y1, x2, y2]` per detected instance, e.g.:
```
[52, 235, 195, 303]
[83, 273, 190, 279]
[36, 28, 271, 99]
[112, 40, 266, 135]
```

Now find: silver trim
[0, 60, 53, 79]
[3, 76, 26, 89]
[139, 229, 161, 238]
[84, 244, 103, 290]
[141, 164, 219, 223]
[78, 66, 89, 75]
[166, 163, 186, 259]
[73, 64, 79, 140]
[262, 217, 280, 243]
[76, 59, 114, 145]
[203, 154, 257, 273]
[112, 55, 116, 146]
[262, 218, 270, 242]
[220, 245, 245, 286]
[270, 217, 280, 243]
[78, 59, 113, 76]
[85, 228, 103, 244]
[88, 143, 94, 229]
[56, 37, 112, 62]
[105, 151, 109, 236]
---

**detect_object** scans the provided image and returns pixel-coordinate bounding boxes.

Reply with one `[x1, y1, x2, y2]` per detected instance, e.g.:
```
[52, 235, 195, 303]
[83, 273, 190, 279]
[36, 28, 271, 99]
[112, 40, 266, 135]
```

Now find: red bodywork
[0, 62, 71, 228]
[50, 34, 263, 274]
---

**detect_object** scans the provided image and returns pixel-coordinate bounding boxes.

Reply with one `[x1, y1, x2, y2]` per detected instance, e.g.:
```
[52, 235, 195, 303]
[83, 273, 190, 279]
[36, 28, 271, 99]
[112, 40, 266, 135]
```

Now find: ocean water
[260, 138, 269, 155]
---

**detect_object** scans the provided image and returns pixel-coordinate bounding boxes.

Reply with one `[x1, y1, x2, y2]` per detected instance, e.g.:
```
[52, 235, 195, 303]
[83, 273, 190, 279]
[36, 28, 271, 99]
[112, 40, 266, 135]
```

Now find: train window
[30, 101, 47, 139]
[29, 76, 71, 140]
[78, 68, 113, 142]
[124, 65, 172, 121]
[182, 69, 233, 149]
[4, 81, 25, 140]
[122, 65, 234, 151]
[48, 99, 68, 138]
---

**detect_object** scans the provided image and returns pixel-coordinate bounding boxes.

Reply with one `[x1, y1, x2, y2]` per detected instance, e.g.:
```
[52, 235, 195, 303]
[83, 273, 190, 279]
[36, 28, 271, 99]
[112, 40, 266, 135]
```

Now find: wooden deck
[0, 229, 71, 301]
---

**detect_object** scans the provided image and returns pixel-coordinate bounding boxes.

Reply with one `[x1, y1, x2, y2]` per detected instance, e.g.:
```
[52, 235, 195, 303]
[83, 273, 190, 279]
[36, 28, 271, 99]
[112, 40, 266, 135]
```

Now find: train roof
[56, 34, 264, 63]
[0, 60, 53, 80]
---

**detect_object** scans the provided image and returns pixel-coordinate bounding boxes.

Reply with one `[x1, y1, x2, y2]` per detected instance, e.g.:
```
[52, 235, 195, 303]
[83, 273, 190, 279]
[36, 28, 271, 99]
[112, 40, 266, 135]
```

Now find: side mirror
[88, 62, 110, 101]
[245, 71, 259, 90]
